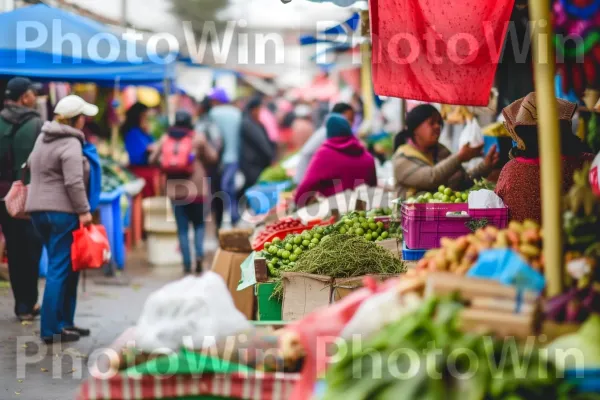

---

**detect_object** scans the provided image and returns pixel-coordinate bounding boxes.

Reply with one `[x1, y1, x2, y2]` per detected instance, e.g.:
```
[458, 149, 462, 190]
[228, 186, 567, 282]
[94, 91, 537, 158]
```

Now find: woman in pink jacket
[294, 114, 377, 207]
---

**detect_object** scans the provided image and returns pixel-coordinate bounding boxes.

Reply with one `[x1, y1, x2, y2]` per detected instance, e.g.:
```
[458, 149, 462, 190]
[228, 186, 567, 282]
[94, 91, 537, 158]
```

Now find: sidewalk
[0, 235, 218, 400]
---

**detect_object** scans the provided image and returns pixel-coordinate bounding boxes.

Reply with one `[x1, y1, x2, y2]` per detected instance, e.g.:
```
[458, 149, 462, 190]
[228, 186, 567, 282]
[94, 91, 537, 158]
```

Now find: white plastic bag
[135, 272, 253, 352]
[458, 118, 484, 171]
[340, 289, 422, 340]
[468, 189, 506, 209]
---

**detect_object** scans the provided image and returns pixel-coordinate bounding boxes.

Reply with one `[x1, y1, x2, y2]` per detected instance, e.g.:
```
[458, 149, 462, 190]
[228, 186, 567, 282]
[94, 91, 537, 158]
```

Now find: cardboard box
[211, 248, 255, 320]
[281, 272, 333, 321]
[332, 274, 399, 302]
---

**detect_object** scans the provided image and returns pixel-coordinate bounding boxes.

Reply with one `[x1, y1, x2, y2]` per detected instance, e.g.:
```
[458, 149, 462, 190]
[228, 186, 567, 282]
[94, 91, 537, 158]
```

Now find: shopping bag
[5, 164, 29, 220]
[71, 223, 111, 272]
[5, 180, 29, 219]
[458, 118, 485, 170]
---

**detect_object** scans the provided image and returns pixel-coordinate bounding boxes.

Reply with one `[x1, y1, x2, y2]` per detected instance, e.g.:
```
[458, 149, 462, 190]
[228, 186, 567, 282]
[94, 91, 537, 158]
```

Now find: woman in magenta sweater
[294, 114, 377, 206]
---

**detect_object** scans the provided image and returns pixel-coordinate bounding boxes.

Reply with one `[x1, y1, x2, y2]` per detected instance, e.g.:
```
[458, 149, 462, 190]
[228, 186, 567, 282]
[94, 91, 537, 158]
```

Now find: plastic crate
[401, 203, 508, 250]
[402, 242, 426, 261]
[252, 217, 336, 251]
[245, 180, 293, 215]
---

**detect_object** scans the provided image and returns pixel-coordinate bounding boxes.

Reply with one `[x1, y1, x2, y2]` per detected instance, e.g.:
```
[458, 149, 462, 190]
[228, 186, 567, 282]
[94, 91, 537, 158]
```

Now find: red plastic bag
[71, 223, 111, 272]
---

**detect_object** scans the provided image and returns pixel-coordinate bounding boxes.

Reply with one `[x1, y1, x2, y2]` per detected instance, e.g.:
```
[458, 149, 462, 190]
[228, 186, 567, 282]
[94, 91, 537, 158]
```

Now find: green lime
[455, 192, 462, 199]
[356, 228, 365, 236]
[264, 242, 271, 249]
[293, 236, 302, 245]
[347, 229, 354, 235]
[369, 223, 377, 231]
[285, 243, 293, 251]
[302, 240, 310, 247]
[277, 249, 284, 257]
[339, 227, 347, 234]
[358, 211, 366, 217]
[462, 193, 468, 201]
[315, 227, 324, 234]
[442, 195, 450, 202]
[268, 246, 277, 255]
[282, 251, 291, 259]
[381, 231, 389, 239]
[308, 243, 316, 249]
[283, 259, 289, 265]
[289, 254, 298, 262]
[311, 238, 319, 244]
[344, 218, 352, 225]
[272, 237, 281, 243]
[368, 217, 376, 224]
[271, 257, 279, 264]
[313, 233, 322, 240]
[365, 233, 372, 241]
[424, 192, 433, 200]
[372, 231, 379, 239]
[361, 222, 369, 229]
[455, 198, 463, 203]
[353, 222, 361, 229]
[450, 196, 456, 202]
[268, 263, 274, 269]
[294, 247, 303, 255]
[444, 188, 452, 196]
[376, 221, 384, 229]
[438, 185, 446, 193]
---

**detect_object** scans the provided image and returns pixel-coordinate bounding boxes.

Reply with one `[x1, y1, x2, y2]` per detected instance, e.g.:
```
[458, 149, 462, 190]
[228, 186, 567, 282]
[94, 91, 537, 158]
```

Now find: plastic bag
[135, 273, 253, 353]
[71, 223, 111, 272]
[468, 189, 506, 209]
[458, 118, 484, 170]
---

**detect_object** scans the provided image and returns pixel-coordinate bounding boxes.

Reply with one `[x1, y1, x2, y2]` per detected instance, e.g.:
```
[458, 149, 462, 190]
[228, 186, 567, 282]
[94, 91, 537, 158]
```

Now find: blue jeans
[221, 162, 240, 225]
[172, 203, 205, 272]
[30, 212, 79, 338]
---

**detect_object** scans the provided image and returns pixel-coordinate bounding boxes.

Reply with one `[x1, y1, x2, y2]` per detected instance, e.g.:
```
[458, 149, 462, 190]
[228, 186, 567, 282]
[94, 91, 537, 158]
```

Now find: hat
[5, 77, 42, 101]
[208, 87, 230, 104]
[174, 110, 193, 128]
[54, 95, 99, 119]
[502, 92, 576, 150]
[326, 113, 353, 139]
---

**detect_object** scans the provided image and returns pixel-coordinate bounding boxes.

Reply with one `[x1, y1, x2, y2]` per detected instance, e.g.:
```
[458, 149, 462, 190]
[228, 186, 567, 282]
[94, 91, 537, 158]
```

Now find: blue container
[402, 242, 426, 261]
[99, 187, 126, 269]
[565, 369, 600, 394]
[245, 180, 293, 215]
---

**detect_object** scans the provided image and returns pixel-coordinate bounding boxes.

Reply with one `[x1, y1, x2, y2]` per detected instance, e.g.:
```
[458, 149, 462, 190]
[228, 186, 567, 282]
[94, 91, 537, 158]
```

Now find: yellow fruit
[519, 244, 541, 258]
[509, 221, 523, 233]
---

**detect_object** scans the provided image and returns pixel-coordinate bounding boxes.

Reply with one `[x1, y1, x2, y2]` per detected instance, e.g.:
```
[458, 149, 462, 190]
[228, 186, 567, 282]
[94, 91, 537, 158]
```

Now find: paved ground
[0, 234, 219, 400]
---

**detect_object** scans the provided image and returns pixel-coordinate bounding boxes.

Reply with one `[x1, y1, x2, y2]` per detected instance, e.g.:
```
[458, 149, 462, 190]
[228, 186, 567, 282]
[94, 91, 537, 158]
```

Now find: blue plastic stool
[98, 187, 126, 269]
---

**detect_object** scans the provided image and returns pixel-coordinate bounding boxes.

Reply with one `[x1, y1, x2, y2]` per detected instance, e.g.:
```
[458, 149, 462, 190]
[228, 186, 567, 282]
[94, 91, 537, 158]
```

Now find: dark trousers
[0, 202, 42, 316]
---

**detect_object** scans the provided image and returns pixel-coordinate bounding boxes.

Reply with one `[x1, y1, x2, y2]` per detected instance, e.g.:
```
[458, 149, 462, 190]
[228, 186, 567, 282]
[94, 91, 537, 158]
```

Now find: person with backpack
[26, 95, 100, 344]
[0, 77, 44, 322]
[150, 111, 218, 274]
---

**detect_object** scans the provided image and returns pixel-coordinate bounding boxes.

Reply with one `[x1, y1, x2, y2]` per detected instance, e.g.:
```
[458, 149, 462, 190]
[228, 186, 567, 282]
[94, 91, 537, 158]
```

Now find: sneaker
[42, 330, 80, 345]
[63, 326, 91, 337]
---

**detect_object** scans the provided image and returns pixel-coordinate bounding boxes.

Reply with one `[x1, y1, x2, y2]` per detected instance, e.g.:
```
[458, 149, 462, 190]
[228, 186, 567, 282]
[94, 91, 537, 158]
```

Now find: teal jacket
[0, 104, 43, 184]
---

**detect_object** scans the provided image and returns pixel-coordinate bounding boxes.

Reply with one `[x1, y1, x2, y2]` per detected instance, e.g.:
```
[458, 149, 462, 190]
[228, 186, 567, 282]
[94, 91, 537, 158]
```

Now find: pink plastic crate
[401, 203, 508, 249]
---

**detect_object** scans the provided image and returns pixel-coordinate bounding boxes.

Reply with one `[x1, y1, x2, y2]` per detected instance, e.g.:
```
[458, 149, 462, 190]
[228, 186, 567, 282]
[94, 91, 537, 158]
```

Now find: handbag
[5, 164, 29, 220]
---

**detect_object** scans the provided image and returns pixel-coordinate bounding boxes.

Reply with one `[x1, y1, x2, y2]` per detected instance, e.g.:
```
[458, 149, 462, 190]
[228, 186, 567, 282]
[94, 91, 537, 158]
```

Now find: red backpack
[160, 132, 195, 175]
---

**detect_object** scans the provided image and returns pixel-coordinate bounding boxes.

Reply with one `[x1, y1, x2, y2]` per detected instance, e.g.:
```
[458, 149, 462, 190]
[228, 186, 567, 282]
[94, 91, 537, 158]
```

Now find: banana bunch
[565, 163, 598, 217]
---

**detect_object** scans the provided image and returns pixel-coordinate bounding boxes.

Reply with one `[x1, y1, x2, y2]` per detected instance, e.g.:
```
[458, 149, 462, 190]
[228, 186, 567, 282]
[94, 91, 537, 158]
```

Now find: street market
[1, 0, 600, 399]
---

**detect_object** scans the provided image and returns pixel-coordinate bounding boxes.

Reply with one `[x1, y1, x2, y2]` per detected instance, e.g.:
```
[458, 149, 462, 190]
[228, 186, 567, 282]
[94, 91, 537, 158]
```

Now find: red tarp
[370, 0, 515, 106]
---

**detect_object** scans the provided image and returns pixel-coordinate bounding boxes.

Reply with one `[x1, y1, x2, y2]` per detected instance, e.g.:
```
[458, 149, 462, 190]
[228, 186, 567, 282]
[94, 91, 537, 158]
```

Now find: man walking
[0, 77, 44, 321]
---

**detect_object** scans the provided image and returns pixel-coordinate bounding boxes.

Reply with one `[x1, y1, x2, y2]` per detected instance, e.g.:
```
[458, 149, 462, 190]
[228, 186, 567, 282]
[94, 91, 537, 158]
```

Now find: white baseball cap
[54, 95, 99, 119]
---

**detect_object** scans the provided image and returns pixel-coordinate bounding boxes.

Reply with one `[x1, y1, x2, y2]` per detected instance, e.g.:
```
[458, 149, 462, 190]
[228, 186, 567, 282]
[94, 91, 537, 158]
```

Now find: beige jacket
[150, 129, 218, 202]
[393, 143, 491, 199]
[26, 121, 90, 215]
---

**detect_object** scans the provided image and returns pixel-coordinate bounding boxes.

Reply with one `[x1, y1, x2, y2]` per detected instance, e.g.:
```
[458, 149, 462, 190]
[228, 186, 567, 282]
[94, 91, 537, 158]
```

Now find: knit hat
[326, 113, 353, 139]
[406, 104, 441, 135]
[502, 92, 576, 151]
[208, 87, 230, 104]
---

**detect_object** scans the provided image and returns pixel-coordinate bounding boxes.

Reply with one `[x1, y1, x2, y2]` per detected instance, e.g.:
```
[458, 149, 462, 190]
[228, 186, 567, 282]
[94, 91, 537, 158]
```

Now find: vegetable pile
[271, 234, 405, 300]
[324, 296, 584, 400]
[252, 217, 305, 250]
[101, 156, 137, 192]
[258, 165, 290, 183]
[406, 185, 468, 204]
[416, 220, 543, 274]
[260, 211, 398, 276]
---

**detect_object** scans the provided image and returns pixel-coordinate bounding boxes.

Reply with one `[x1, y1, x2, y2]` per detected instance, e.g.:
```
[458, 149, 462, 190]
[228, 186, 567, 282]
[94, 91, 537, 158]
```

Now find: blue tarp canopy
[0, 4, 172, 84]
[299, 13, 360, 46]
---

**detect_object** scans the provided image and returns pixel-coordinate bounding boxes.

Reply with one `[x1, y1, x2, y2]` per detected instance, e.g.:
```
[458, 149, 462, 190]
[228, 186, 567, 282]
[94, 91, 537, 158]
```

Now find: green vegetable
[258, 165, 290, 183]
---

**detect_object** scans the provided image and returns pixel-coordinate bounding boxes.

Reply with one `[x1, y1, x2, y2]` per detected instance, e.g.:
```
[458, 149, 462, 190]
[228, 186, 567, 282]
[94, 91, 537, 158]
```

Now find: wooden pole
[529, 0, 563, 296]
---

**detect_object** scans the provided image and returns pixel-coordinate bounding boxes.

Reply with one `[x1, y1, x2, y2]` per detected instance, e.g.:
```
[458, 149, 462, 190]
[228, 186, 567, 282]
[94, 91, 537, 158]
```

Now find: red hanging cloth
[370, 0, 515, 106]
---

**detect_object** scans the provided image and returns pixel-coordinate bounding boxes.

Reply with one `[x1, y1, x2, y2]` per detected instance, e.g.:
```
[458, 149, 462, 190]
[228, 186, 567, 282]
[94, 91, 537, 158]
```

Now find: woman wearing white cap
[26, 95, 98, 344]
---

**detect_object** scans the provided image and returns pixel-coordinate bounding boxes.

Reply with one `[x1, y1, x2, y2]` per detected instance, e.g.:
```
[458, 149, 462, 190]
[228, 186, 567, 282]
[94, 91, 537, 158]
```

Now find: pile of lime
[406, 185, 469, 204]
[335, 211, 390, 242]
[261, 226, 328, 276]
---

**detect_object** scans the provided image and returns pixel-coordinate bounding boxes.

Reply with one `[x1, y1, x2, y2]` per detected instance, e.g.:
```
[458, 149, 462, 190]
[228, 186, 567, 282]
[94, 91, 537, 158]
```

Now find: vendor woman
[495, 93, 594, 223]
[121, 102, 159, 197]
[393, 104, 499, 199]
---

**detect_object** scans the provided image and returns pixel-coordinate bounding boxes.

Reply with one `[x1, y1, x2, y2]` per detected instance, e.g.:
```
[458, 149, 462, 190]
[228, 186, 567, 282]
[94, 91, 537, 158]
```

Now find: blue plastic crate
[402, 242, 426, 261]
[245, 180, 293, 215]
